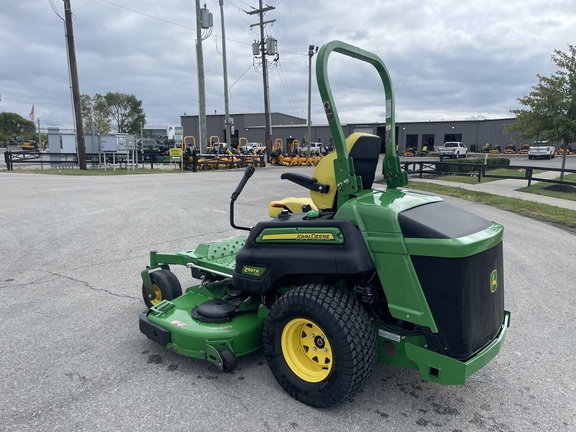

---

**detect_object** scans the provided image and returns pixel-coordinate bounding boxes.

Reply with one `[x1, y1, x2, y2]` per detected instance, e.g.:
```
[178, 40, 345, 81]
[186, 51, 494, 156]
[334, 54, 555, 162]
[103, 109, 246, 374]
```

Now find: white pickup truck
[528, 142, 555, 159]
[438, 141, 468, 160]
[298, 142, 323, 156]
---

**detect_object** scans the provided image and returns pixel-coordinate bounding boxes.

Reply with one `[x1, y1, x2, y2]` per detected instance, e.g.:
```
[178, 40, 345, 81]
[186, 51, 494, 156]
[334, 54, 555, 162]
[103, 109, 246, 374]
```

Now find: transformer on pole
[195, 1, 213, 153]
[246, 1, 276, 160]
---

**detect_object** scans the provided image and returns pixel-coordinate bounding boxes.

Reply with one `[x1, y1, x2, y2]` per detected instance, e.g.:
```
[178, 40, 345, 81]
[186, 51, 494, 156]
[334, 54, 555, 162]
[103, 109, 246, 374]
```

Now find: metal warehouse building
[181, 113, 520, 153]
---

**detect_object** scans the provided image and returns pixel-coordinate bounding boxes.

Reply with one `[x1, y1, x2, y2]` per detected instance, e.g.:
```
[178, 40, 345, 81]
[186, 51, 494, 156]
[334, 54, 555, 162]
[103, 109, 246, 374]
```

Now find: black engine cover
[232, 216, 375, 295]
[411, 242, 505, 360]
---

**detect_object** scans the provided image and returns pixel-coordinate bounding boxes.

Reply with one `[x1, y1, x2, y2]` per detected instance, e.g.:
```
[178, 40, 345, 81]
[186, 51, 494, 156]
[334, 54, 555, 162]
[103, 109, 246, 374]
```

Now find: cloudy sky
[1, 0, 574, 130]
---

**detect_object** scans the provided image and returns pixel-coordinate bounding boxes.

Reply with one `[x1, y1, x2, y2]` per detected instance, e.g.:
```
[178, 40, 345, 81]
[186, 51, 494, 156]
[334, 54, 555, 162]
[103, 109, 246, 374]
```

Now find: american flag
[29, 105, 35, 121]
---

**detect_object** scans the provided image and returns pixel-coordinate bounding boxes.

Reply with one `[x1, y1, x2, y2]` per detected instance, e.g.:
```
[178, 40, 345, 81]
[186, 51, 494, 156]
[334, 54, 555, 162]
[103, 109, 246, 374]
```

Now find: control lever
[230, 166, 255, 231]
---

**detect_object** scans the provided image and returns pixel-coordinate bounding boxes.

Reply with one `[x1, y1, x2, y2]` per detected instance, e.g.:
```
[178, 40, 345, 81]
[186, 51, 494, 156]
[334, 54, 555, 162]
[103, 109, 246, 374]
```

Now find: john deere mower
[139, 41, 510, 408]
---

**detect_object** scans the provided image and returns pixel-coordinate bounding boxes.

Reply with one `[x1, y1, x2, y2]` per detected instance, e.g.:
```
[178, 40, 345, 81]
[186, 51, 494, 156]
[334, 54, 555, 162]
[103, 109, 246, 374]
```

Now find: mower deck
[140, 286, 265, 361]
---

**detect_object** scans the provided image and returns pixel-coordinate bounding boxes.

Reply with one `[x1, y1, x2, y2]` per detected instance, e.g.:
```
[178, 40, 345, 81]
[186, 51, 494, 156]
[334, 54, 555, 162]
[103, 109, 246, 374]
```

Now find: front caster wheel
[263, 284, 377, 408]
[142, 269, 182, 308]
[220, 350, 238, 373]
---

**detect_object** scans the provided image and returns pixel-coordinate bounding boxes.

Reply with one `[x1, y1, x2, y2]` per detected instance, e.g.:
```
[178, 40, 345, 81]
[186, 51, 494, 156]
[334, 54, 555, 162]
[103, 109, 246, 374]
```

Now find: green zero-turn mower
[139, 40, 510, 408]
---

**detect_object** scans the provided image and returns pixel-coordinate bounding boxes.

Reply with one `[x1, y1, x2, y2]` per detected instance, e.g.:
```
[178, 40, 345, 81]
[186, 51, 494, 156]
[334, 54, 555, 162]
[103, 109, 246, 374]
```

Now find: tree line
[506, 44, 576, 147]
[0, 92, 145, 143]
[81, 92, 145, 135]
[0, 112, 35, 142]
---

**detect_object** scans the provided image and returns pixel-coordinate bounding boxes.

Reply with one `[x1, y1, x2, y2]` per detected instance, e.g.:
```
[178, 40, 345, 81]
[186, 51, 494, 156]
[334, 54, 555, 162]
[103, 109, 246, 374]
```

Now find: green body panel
[375, 311, 510, 384]
[336, 188, 442, 234]
[372, 253, 437, 330]
[404, 223, 504, 258]
[402, 311, 510, 384]
[336, 189, 441, 330]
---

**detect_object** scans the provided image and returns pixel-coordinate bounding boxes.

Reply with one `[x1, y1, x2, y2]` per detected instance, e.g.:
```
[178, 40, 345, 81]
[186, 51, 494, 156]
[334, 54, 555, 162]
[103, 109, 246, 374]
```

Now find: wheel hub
[281, 318, 333, 382]
[150, 284, 162, 306]
[314, 335, 325, 349]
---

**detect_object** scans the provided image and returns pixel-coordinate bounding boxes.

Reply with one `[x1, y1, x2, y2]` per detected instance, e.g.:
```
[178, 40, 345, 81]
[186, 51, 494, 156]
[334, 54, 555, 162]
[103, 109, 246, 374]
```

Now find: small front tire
[221, 350, 238, 373]
[142, 269, 183, 308]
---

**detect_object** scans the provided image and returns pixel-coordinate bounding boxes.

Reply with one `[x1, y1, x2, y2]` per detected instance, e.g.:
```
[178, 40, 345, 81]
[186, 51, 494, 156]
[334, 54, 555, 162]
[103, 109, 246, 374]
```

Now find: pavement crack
[46, 271, 139, 300]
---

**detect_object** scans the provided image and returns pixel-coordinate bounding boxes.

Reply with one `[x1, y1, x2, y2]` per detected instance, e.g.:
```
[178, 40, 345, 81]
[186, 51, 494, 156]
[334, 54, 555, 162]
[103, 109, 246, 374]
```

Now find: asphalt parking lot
[1, 166, 574, 431]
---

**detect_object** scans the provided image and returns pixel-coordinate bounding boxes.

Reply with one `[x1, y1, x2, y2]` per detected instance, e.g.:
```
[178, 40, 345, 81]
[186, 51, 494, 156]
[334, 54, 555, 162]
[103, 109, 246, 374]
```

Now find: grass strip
[517, 173, 576, 202]
[434, 168, 544, 184]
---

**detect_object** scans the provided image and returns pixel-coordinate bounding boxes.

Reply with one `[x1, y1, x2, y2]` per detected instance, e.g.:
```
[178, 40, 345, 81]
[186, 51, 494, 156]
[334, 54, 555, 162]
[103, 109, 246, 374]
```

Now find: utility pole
[307, 44, 318, 158]
[195, 1, 213, 153]
[247, 1, 276, 159]
[63, 0, 86, 169]
[219, 0, 231, 148]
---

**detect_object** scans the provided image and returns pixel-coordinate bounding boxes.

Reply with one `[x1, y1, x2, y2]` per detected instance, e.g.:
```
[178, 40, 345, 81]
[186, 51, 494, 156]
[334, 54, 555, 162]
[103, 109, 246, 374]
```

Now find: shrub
[435, 158, 510, 173]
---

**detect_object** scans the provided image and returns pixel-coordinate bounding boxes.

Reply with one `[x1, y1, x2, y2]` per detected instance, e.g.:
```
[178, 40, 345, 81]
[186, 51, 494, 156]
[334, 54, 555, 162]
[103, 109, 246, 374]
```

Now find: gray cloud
[1, 0, 574, 129]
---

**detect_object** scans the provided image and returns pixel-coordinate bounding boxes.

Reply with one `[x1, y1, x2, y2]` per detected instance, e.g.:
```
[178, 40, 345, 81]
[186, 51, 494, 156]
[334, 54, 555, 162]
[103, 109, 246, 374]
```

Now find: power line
[100, 0, 253, 47]
[230, 63, 255, 90]
[100, 0, 195, 30]
[275, 60, 298, 117]
[225, 0, 254, 11]
[48, 0, 64, 20]
[100, 0, 304, 57]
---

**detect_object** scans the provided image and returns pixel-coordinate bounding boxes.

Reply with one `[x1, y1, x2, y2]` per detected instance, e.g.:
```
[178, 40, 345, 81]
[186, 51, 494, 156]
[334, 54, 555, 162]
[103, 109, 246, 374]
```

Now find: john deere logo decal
[257, 228, 344, 244]
[490, 270, 498, 293]
[261, 233, 335, 242]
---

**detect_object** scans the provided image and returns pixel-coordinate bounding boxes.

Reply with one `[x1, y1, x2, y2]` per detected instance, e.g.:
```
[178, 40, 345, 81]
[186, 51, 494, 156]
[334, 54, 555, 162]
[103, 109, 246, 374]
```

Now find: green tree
[81, 93, 111, 134]
[506, 45, 576, 147]
[103, 92, 146, 134]
[0, 112, 36, 142]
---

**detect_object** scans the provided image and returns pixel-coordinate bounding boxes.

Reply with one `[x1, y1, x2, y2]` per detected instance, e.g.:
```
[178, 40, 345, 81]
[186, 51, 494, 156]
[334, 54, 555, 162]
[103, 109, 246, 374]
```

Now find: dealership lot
[0, 167, 574, 431]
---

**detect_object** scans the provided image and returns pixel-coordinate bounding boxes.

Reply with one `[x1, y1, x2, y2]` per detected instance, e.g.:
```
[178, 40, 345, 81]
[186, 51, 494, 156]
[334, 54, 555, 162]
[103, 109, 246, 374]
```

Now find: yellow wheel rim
[281, 318, 333, 382]
[150, 284, 162, 306]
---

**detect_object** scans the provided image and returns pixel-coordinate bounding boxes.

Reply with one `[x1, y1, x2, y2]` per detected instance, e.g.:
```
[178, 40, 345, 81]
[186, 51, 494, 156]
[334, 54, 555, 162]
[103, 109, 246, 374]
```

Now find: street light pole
[307, 44, 317, 158]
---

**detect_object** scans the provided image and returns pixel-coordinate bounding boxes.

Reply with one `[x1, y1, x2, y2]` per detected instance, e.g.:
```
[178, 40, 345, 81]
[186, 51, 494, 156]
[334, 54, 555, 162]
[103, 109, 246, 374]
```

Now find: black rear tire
[142, 269, 183, 308]
[263, 284, 377, 408]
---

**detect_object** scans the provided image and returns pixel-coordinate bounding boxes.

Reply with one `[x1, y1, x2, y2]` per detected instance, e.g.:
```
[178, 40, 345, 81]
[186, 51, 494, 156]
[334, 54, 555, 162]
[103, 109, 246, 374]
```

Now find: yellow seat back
[310, 133, 381, 210]
[267, 133, 381, 216]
